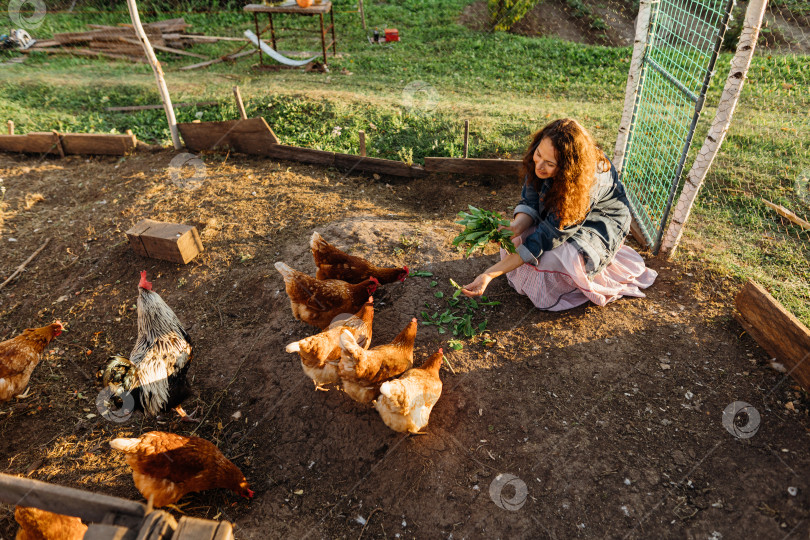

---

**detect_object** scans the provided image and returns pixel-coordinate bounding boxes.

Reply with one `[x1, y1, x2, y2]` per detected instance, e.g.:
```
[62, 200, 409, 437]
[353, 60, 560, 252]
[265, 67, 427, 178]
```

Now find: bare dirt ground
[1, 150, 809, 539]
[460, 0, 810, 52]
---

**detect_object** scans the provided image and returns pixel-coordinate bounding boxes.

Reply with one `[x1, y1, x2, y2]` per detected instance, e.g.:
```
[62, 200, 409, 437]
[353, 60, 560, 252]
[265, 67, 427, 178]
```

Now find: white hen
[374, 348, 443, 433]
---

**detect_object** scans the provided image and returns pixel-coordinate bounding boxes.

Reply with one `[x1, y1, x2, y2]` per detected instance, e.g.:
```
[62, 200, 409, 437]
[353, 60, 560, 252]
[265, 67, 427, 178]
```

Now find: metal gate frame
[618, 0, 736, 254]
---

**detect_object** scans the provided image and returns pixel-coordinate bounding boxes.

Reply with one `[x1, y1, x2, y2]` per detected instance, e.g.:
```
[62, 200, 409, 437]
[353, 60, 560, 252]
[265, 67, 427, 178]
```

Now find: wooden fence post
[613, 0, 654, 249]
[233, 86, 248, 120]
[125, 0, 182, 149]
[463, 120, 469, 159]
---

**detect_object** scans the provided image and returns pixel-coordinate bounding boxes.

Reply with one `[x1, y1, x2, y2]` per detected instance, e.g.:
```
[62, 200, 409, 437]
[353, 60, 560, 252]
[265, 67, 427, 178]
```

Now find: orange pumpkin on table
[296, 0, 313, 7]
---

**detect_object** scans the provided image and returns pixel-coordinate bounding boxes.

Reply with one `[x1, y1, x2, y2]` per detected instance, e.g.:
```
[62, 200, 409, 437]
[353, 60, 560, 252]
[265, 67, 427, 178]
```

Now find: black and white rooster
[101, 271, 195, 420]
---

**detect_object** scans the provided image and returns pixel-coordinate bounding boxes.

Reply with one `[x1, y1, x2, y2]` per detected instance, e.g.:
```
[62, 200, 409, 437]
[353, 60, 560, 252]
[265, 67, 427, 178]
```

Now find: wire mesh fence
[676, 0, 810, 325]
[620, 0, 733, 251]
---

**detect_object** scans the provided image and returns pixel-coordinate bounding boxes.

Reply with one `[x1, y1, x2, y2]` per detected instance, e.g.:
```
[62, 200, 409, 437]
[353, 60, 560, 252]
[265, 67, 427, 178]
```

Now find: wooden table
[244, 2, 336, 67]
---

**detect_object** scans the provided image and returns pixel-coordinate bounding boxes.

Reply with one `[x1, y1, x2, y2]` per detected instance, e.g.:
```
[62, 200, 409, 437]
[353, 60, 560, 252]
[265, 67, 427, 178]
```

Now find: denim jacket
[513, 161, 631, 277]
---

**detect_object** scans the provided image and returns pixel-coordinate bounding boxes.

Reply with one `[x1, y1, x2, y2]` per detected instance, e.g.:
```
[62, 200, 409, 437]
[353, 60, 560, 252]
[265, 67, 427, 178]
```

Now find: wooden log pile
[21, 18, 218, 63]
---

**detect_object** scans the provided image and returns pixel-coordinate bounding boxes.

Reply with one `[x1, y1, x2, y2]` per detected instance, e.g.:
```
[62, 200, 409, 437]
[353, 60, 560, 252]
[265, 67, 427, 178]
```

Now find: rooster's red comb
[138, 271, 153, 291]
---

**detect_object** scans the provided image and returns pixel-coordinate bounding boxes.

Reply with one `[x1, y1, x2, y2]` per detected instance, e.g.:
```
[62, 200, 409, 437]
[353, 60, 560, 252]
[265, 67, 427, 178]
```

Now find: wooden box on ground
[735, 279, 810, 391]
[126, 219, 203, 264]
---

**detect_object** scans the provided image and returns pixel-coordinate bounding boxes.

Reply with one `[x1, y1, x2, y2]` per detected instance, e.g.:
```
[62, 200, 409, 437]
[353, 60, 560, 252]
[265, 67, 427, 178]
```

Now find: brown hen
[311, 232, 408, 284]
[14, 506, 86, 540]
[338, 318, 418, 403]
[110, 431, 253, 508]
[286, 297, 374, 389]
[275, 261, 378, 329]
[0, 322, 62, 402]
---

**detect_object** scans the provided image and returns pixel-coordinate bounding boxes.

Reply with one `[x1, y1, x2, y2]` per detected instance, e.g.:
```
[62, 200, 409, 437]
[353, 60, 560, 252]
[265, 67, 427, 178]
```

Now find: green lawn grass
[1, 0, 808, 324]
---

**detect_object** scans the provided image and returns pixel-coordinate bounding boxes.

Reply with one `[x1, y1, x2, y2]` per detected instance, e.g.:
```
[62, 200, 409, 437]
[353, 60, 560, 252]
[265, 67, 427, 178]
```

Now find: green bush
[488, 0, 542, 31]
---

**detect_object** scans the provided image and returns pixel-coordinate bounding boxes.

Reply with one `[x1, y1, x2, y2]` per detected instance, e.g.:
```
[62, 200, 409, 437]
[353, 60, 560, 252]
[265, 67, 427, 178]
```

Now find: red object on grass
[384, 29, 399, 42]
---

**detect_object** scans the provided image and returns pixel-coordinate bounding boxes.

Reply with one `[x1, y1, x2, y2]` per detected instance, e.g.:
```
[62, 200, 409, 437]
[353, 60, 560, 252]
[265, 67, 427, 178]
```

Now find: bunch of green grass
[453, 206, 516, 256]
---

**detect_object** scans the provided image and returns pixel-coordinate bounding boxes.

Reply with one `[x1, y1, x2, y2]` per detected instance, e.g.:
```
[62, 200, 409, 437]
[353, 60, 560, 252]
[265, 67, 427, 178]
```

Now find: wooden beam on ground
[178, 117, 280, 153]
[176, 118, 426, 177]
[122, 38, 208, 59]
[0, 135, 27, 153]
[262, 144, 335, 166]
[734, 279, 810, 391]
[762, 199, 810, 231]
[61, 133, 137, 155]
[20, 47, 148, 63]
[179, 48, 253, 71]
[29, 39, 59, 48]
[0, 473, 145, 527]
[163, 33, 248, 42]
[22, 132, 62, 154]
[0, 238, 51, 290]
[423, 157, 522, 176]
[0, 133, 55, 154]
[334, 153, 427, 178]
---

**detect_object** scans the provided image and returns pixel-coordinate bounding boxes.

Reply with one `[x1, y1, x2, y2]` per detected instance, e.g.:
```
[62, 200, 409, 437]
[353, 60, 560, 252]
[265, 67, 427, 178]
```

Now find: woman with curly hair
[462, 118, 657, 310]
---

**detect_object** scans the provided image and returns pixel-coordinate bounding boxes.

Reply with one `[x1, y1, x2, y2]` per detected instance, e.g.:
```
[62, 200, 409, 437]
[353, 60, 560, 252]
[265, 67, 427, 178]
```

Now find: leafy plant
[488, 0, 544, 31]
[453, 206, 516, 256]
[397, 147, 415, 167]
[421, 279, 500, 344]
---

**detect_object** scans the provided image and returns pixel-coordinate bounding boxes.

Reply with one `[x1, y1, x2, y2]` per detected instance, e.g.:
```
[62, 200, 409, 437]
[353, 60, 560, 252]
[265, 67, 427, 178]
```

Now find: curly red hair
[522, 118, 607, 228]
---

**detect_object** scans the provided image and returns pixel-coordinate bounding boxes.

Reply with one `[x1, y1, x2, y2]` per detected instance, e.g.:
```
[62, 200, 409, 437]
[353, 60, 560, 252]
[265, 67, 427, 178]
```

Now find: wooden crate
[126, 219, 203, 264]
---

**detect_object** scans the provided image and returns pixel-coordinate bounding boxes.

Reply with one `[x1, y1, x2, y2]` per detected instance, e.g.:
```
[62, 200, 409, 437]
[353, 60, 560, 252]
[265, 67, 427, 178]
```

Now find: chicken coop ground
[0, 151, 809, 539]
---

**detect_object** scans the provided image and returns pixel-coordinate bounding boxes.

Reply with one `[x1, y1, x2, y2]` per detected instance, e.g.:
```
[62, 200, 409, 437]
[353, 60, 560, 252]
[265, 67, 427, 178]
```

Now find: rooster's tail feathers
[109, 437, 141, 453]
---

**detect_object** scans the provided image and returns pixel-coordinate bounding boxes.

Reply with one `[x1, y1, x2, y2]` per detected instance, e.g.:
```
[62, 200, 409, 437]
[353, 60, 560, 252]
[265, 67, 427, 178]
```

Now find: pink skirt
[499, 233, 657, 311]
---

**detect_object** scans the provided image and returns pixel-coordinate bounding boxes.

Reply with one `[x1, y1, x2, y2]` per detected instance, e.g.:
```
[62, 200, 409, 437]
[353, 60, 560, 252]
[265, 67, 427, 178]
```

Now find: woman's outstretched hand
[462, 274, 492, 297]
